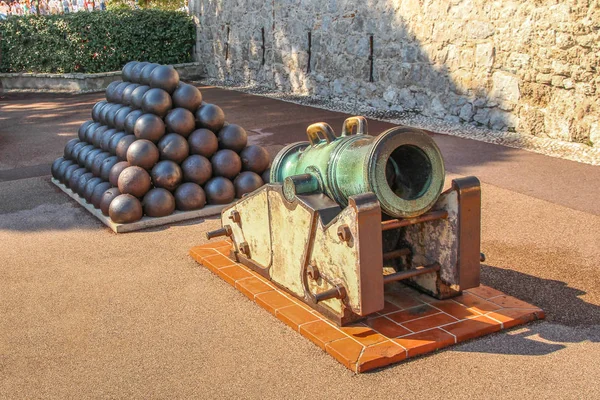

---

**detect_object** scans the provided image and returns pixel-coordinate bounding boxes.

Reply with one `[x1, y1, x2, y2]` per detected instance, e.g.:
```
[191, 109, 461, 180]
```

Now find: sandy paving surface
[0, 88, 598, 399]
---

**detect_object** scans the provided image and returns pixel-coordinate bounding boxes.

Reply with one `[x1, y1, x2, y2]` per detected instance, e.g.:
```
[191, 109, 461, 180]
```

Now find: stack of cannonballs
[51, 61, 270, 224]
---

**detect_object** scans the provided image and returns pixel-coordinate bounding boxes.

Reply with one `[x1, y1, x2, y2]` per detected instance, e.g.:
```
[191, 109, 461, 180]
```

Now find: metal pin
[206, 225, 232, 240]
[382, 248, 411, 261]
[383, 263, 440, 284]
[315, 284, 347, 303]
[381, 210, 448, 231]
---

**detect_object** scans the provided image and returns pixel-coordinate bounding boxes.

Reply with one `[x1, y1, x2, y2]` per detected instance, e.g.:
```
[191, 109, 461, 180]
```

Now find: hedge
[0, 10, 196, 73]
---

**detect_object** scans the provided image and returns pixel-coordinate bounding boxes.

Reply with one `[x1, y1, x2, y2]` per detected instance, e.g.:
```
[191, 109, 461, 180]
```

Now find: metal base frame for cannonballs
[52, 178, 230, 233]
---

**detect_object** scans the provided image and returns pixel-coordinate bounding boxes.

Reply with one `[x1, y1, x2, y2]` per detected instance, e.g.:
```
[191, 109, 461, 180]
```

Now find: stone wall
[190, 0, 600, 146]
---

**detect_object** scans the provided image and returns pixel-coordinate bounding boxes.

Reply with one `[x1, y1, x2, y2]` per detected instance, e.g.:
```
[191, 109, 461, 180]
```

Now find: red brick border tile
[190, 241, 545, 373]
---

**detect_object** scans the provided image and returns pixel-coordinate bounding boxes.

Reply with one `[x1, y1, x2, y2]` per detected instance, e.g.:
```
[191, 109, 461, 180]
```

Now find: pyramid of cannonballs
[51, 61, 270, 224]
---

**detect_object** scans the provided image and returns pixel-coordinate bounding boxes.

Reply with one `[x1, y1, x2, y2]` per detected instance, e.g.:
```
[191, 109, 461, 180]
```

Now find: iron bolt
[307, 265, 320, 281]
[229, 210, 241, 223]
[239, 241, 250, 256]
[337, 225, 352, 242]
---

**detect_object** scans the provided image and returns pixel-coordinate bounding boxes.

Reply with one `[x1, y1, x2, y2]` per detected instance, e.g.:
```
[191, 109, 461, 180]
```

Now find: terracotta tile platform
[190, 241, 545, 373]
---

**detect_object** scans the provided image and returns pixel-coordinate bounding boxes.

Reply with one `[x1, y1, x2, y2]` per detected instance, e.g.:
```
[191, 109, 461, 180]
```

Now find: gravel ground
[197, 78, 600, 166]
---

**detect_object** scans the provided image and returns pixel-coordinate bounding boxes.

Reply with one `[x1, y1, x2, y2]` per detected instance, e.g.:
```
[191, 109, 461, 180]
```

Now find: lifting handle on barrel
[341, 116, 368, 136]
[306, 123, 337, 145]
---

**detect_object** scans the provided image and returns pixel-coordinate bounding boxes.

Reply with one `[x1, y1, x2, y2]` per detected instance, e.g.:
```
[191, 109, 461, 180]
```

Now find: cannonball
[149, 65, 179, 94]
[195, 103, 225, 132]
[143, 188, 176, 217]
[77, 144, 95, 167]
[181, 155, 212, 185]
[51, 157, 65, 180]
[101, 128, 118, 151]
[124, 109, 144, 134]
[83, 177, 103, 202]
[113, 82, 130, 104]
[261, 168, 271, 184]
[64, 138, 80, 160]
[109, 161, 129, 186]
[139, 63, 159, 85]
[114, 106, 132, 131]
[68, 167, 87, 190]
[100, 187, 121, 215]
[211, 149, 242, 179]
[56, 159, 75, 182]
[121, 83, 139, 106]
[57, 161, 77, 184]
[130, 85, 151, 109]
[109, 194, 144, 223]
[188, 128, 218, 158]
[118, 166, 152, 198]
[90, 181, 112, 208]
[78, 121, 93, 142]
[204, 177, 235, 205]
[240, 145, 270, 174]
[121, 61, 137, 81]
[92, 101, 107, 121]
[127, 139, 159, 170]
[108, 132, 128, 155]
[98, 102, 114, 124]
[234, 171, 264, 198]
[91, 152, 111, 177]
[174, 182, 206, 211]
[70, 141, 88, 162]
[84, 122, 101, 143]
[164, 108, 196, 138]
[151, 160, 182, 192]
[141, 88, 172, 117]
[107, 104, 123, 127]
[105, 82, 120, 102]
[134, 113, 165, 142]
[130, 61, 149, 84]
[84, 148, 103, 170]
[157, 133, 189, 164]
[92, 125, 109, 147]
[218, 124, 248, 153]
[172, 83, 203, 111]
[99, 155, 119, 181]
[62, 164, 79, 185]
[76, 172, 94, 196]
[116, 135, 137, 161]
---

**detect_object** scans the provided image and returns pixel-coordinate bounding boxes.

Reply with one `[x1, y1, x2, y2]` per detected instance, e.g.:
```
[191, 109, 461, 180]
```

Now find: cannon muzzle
[270, 116, 445, 218]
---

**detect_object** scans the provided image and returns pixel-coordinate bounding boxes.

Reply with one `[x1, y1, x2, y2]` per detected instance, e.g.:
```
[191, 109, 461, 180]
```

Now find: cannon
[205, 116, 482, 326]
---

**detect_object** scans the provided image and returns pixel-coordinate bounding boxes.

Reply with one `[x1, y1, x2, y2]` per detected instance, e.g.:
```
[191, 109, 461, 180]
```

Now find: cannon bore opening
[385, 145, 433, 201]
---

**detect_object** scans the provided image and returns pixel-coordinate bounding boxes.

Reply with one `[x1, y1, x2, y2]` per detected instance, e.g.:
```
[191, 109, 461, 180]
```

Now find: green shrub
[0, 10, 196, 73]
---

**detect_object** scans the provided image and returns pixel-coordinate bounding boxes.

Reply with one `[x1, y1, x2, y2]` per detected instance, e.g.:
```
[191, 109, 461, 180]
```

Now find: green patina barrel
[270, 116, 445, 218]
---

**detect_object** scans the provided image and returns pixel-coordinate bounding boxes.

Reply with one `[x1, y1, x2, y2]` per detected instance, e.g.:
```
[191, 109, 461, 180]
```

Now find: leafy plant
[0, 10, 196, 73]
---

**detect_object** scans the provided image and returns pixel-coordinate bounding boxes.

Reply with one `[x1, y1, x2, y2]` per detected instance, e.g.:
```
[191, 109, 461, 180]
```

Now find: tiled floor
[190, 241, 545, 373]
